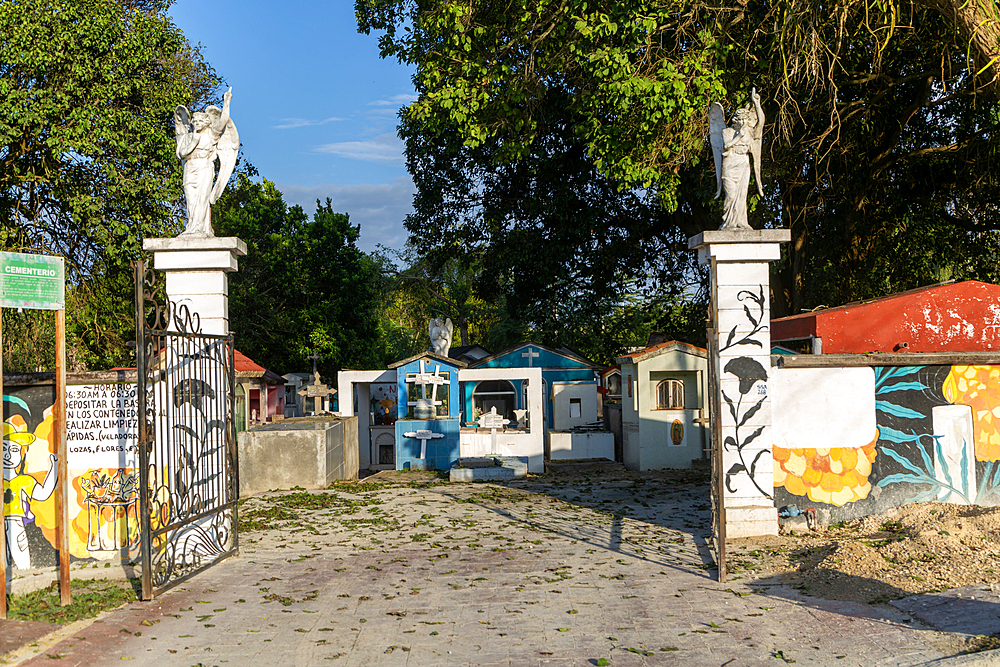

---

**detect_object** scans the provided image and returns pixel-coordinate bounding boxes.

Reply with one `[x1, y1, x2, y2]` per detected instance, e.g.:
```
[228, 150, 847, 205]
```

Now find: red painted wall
[771, 281, 1000, 353]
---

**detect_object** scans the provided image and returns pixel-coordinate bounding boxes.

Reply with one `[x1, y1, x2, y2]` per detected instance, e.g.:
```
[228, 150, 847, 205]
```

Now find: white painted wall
[551, 382, 599, 430]
[548, 431, 615, 460]
[459, 367, 544, 472]
[337, 369, 396, 471]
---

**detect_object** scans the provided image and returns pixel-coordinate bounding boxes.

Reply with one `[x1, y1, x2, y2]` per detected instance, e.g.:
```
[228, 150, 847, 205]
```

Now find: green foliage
[0, 0, 218, 275]
[0, 0, 219, 370]
[359, 0, 727, 209]
[362, 0, 1000, 321]
[397, 93, 705, 363]
[214, 171, 385, 376]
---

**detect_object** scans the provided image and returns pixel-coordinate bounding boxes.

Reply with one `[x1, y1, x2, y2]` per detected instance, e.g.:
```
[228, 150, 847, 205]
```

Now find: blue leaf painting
[875, 381, 929, 394]
[878, 425, 926, 444]
[880, 447, 925, 475]
[875, 400, 926, 420]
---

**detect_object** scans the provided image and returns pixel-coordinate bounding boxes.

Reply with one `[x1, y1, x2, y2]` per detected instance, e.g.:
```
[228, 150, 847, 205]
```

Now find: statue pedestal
[143, 236, 247, 336]
[689, 229, 790, 539]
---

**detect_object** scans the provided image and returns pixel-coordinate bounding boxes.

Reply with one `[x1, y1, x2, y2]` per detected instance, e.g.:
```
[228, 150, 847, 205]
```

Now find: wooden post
[0, 306, 6, 619]
[54, 309, 70, 606]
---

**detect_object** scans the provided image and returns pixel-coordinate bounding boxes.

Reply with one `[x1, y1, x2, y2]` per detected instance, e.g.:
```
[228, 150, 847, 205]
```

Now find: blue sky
[169, 0, 416, 253]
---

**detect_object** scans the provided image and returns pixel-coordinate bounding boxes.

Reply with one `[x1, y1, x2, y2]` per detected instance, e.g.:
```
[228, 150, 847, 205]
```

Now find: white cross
[477, 407, 510, 455]
[402, 428, 444, 459]
[521, 347, 539, 367]
[407, 359, 450, 410]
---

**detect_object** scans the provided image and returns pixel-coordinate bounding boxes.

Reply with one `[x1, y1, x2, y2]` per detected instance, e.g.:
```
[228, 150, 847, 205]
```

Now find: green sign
[0, 252, 65, 310]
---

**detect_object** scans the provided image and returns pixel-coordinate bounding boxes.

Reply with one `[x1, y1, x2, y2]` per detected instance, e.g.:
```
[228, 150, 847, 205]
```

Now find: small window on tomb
[569, 398, 582, 419]
[655, 379, 685, 410]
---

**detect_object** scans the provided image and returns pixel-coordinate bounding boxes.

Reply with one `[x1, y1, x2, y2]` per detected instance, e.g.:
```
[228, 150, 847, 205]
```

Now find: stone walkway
[2, 472, 996, 666]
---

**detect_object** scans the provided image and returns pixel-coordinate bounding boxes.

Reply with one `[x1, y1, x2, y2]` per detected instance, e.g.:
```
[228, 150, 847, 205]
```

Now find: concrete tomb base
[238, 416, 358, 496]
[450, 457, 528, 482]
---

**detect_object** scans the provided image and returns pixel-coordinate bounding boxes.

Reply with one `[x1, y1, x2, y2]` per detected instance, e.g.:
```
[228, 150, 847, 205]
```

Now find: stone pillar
[689, 229, 790, 539]
[142, 237, 247, 336]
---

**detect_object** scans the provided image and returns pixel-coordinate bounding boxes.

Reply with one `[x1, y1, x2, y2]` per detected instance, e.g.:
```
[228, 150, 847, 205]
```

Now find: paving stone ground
[2, 472, 996, 666]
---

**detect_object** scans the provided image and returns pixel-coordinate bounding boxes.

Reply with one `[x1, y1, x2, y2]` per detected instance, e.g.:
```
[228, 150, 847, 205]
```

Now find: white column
[143, 237, 247, 336]
[690, 229, 790, 539]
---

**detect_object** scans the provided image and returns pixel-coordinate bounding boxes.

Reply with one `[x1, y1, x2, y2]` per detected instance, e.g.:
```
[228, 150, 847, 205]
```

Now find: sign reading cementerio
[0, 251, 65, 310]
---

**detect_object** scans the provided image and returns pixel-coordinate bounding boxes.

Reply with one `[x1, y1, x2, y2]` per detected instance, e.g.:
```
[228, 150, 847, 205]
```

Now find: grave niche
[471, 380, 516, 424]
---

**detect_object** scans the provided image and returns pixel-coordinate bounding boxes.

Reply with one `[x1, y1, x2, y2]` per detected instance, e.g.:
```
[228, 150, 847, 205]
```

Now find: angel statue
[174, 88, 239, 236]
[429, 317, 454, 357]
[709, 88, 764, 230]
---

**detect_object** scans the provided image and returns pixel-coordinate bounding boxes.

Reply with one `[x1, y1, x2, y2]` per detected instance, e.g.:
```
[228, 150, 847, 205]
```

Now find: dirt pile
[729, 502, 1000, 604]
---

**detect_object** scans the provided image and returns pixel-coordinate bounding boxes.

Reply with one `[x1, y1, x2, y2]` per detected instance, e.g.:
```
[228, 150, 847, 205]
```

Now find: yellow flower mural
[942, 364, 1000, 462]
[773, 434, 879, 506]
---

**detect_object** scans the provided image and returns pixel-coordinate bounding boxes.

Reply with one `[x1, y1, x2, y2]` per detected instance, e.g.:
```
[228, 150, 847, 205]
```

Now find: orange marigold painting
[942, 365, 1000, 462]
[773, 434, 879, 506]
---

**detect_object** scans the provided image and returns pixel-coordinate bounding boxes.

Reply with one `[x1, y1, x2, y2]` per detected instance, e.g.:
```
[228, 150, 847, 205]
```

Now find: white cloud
[273, 116, 344, 129]
[279, 177, 415, 253]
[368, 93, 418, 107]
[315, 133, 405, 163]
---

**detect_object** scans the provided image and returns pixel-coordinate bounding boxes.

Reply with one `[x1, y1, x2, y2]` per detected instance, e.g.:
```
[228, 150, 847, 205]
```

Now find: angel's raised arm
[213, 87, 232, 135]
[174, 105, 190, 138]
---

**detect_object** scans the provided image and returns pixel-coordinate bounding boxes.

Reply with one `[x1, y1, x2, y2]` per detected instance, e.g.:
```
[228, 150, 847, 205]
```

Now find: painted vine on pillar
[723, 357, 771, 498]
[720, 283, 771, 499]
[720, 286, 767, 353]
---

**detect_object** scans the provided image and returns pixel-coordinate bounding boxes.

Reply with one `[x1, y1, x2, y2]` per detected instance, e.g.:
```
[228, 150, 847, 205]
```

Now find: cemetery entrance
[134, 261, 239, 599]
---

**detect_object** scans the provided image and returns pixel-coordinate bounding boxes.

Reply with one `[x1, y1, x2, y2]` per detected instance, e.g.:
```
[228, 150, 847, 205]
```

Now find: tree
[0, 0, 218, 275]
[398, 88, 706, 362]
[359, 0, 1000, 317]
[0, 0, 219, 369]
[213, 172, 385, 376]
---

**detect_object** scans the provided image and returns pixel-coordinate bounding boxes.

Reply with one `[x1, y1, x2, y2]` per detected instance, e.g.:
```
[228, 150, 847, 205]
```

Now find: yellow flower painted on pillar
[942, 364, 1000, 462]
[773, 434, 879, 506]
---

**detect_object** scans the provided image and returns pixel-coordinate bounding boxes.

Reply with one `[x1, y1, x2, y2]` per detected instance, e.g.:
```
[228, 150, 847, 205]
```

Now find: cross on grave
[521, 347, 540, 367]
[407, 359, 450, 419]
[298, 351, 334, 414]
[402, 429, 444, 460]
[477, 406, 510, 456]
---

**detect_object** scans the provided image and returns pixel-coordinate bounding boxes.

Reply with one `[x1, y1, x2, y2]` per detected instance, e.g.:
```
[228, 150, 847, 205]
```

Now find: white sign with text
[66, 384, 139, 468]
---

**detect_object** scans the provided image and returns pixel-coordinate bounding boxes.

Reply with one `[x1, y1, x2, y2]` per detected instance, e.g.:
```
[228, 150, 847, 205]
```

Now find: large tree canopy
[359, 0, 1000, 321]
[0, 0, 218, 280]
[0, 0, 218, 370]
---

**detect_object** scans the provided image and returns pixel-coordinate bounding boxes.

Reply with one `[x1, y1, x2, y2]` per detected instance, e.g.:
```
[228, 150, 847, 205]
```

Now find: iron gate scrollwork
[134, 260, 238, 600]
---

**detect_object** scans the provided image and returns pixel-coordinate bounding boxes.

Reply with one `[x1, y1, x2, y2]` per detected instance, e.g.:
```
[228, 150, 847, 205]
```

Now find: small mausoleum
[466, 343, 612, 461]
[388, 352, 466, 471]
[235, 350, 286, 431]
[771, 280, 1000, 354]
[340, 340, 614, 473]
[616, 340, 709, 470]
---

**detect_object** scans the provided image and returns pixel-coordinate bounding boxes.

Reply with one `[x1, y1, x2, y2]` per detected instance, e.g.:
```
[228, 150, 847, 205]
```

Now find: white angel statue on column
[174, 87, 239, 236]
[709, 88, 764, 230]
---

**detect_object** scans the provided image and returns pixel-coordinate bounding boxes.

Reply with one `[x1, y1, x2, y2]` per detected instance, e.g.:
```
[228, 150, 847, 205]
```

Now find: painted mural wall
[772, 364, 1000, 521]
[3, 382, 138, 570]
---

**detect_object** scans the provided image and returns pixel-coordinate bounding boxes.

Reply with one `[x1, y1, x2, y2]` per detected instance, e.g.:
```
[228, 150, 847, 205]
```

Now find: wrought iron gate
[134, 260, 239, 599]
